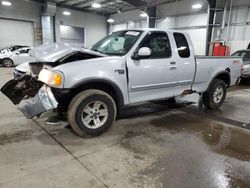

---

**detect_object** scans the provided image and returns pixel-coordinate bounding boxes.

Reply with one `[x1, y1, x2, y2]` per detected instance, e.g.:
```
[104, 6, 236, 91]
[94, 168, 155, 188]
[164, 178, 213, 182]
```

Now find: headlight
[38, 69, 64, 88]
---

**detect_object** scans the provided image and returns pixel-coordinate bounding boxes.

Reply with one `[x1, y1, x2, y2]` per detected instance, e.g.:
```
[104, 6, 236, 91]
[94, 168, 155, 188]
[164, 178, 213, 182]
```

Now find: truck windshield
[91, 30, 143, 56]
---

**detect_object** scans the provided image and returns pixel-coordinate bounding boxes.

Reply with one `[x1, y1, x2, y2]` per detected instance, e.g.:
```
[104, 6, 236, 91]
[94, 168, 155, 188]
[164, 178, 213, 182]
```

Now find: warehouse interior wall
[109, 0, 250, 55]
[0, 0, 43, 46]
[1, 0, 249, 54]
[213, 6, 250, 54]
[0, 0, 107, 48]
[0, 18, 35, 48]
[156, 13, 208, 55]
[59, 25, 85, 48]
[55, 7, 107, 48]
[109, 0, 208, 55]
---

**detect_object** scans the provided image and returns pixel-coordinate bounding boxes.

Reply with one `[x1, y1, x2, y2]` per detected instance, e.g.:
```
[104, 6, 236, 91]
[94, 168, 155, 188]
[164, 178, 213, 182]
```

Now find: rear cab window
[243, 52, 250, 61]
[173, 33, 190, 58]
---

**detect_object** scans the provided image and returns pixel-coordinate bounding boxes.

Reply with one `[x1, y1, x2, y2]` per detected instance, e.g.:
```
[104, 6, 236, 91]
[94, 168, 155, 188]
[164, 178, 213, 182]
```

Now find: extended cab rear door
[172, 32, 196, 95]
[127, 31, 177, 103]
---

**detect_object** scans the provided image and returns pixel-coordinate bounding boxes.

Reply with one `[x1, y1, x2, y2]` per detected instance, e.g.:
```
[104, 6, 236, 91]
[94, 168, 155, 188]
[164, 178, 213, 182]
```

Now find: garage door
[60, 25, 84, 48]
[0, 19, 34, 48]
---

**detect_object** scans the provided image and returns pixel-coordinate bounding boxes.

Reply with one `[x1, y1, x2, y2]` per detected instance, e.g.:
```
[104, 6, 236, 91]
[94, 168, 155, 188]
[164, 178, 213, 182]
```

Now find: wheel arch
[71, 79, 125, 111]
[210, 70, 231, 88]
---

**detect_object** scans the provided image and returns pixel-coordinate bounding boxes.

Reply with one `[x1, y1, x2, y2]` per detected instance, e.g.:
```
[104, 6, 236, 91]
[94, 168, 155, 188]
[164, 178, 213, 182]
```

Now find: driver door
[126, 31, 177, 103]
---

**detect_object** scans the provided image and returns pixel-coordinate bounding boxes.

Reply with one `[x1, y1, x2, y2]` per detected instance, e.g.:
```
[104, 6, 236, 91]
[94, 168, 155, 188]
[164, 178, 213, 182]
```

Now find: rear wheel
[2, 58, 13, 67]
[67, 89, 117, 137]
[202, 79, 227, 109]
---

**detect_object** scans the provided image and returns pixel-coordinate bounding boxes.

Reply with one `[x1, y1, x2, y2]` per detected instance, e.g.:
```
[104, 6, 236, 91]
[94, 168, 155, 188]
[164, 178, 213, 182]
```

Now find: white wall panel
[111, 23, 127, 32]
[213, 7, 250, 41]
[56, 8, 107, 48]
[156, 17, 176, 29]
[157, 0, 208, 17]
[231, 7, 249, 23]
[110, 20, 147, 33]
[156, 13, 208, 55]
[228, 40, 250, 54]
[175, 13, 208, 28]
[183, 28, 207, 55]
[110, 9, 144, 23]
[0, 0, 42, 46]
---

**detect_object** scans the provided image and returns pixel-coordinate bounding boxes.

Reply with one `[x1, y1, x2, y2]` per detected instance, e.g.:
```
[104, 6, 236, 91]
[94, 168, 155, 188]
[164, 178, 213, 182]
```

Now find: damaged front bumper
[1, 75, 58, 119]
[18, 85, 58, 119]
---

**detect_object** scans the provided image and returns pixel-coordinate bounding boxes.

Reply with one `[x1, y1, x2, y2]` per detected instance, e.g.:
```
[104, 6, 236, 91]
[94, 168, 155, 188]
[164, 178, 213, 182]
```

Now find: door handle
[170, 61, 176, 65]
[169, 66, 177, 70]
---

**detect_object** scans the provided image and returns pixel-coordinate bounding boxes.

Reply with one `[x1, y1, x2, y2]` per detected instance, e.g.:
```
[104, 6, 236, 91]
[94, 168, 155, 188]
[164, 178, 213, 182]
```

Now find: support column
[205, 0, 216, 55]
[146, 6, 156, 28]
[41, 1, 56, 44]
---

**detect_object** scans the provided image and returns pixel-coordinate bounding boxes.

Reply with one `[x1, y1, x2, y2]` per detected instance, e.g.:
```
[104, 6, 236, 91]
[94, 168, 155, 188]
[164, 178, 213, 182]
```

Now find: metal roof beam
[122, 0, 147, 7]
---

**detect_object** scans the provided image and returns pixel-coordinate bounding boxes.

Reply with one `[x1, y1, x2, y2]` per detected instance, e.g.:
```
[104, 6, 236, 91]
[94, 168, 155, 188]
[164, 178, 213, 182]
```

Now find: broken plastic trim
[18, 85, 58, 119]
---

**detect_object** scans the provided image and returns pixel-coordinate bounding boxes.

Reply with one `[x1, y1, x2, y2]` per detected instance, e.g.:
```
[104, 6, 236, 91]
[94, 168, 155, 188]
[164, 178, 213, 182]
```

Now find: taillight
[233, 60, 240, 64]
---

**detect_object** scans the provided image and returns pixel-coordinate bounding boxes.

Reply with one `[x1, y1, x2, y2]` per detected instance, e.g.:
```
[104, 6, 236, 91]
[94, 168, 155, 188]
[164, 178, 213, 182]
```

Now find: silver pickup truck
[1, 29, 242, 137]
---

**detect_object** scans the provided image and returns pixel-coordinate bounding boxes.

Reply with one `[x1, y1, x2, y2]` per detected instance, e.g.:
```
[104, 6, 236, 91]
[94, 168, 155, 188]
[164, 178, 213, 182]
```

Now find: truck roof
[234, 49, 250, 52]
[115, 28, 187, 34]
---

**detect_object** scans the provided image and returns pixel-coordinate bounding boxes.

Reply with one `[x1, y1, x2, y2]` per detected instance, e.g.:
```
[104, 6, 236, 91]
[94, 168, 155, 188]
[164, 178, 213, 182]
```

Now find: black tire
[202, 79, 227, 109]
[67, 89, 117, 137]
[2, 58, 14, 67]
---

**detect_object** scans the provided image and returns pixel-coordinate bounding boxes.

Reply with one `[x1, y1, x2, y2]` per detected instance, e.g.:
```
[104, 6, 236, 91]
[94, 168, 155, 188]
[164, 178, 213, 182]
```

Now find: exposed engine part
[1, 75, 43, 105]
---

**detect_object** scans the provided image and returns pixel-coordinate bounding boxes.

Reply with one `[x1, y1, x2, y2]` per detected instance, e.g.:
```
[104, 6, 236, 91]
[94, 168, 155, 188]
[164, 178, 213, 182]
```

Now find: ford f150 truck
[1, 29, 242, 137]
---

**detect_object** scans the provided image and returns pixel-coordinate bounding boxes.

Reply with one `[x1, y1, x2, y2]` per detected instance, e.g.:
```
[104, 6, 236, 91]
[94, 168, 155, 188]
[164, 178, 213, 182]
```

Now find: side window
[174, 33, 190, 58]
[244, 52, 250, 61]
[19, 49, 27, 54]
[139, 32, 172, 58]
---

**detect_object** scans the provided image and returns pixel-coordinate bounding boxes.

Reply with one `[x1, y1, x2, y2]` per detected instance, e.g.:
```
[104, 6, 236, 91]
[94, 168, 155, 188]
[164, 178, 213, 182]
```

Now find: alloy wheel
[81, 100, 108, 129]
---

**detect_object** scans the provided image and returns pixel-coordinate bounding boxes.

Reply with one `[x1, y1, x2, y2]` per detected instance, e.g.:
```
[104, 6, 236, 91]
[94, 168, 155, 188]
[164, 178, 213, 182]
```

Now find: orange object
[212, 42, 230, 56]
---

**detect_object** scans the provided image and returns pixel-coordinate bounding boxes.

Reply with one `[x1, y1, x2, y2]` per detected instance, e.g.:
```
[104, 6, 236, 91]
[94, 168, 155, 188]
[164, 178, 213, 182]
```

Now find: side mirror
[132, 47, 151, 60]
[138, 47, 151, 57]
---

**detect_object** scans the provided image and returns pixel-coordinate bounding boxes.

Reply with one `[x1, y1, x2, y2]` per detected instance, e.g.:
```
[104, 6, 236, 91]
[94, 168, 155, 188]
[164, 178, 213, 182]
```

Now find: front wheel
[67, 89, 117, 137]
[2, 58, 14, 67]
[202, 79, 227, 109]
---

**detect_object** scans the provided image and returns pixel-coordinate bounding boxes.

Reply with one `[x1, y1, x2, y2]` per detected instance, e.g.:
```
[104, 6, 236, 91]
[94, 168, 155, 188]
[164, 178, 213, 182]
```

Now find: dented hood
[29, 43, 105, 62]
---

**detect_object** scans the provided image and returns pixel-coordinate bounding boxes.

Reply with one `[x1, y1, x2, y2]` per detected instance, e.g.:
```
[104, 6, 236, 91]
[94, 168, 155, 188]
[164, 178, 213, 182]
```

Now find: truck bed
[193, 56, 242, 93]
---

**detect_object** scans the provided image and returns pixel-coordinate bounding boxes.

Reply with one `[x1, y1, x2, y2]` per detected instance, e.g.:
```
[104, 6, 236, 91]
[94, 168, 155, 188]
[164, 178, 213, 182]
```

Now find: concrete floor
[0, 68, 250, 188]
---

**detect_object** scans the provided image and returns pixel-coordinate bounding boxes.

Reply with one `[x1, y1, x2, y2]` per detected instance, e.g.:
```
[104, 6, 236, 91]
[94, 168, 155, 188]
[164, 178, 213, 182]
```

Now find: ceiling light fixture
[140, 12, 148, 18]
[192, 3, 202, 9]
[107, 18, 114, 23]
[92, 3, 101, 8]
[1, 1, 12, 6]
[63, 11, 71, 16]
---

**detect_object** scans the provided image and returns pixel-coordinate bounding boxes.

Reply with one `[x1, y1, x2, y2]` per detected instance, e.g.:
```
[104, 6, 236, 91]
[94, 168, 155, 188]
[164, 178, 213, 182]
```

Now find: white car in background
[0, 47, 35, 67]
[231, 49, 250, 80]
[0, 45, 28, 55]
